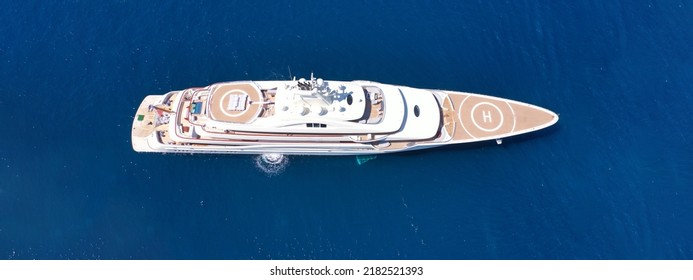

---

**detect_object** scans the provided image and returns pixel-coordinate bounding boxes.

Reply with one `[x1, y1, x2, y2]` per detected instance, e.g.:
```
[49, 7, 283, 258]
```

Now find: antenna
[287, 66, 294, 81]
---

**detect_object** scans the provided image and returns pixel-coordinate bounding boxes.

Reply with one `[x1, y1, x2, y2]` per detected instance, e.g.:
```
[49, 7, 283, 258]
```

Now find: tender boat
[132, 76, 558, 155]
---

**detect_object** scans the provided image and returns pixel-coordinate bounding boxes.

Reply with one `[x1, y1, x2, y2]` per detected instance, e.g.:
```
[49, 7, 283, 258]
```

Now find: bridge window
[414, 105, 420, 117]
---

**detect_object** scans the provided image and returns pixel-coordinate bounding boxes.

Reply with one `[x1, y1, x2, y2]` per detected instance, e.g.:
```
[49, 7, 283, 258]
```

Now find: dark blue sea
[1, 1, 691, 260]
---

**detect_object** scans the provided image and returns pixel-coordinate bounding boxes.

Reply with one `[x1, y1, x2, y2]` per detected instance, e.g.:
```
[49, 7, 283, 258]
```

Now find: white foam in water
[254, 153, 288, 176]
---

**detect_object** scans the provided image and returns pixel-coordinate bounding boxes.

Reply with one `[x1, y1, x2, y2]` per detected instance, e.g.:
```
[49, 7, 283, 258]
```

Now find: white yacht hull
[132, 79, 558, 156]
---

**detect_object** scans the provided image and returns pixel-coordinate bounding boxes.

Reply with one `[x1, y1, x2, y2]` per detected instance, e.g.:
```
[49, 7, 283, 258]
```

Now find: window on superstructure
[191, 102, 203, 114]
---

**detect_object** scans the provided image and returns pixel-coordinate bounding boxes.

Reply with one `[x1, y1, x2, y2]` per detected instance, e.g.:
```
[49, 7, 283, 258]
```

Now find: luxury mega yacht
[131, 76, 558, 155]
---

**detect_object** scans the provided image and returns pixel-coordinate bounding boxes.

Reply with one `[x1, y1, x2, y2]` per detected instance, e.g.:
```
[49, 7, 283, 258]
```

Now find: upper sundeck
[190, 78, 409, 135]
[207, 82, 264, 123]
[203, 79, 368, 125]
[273, 78, 366, 122]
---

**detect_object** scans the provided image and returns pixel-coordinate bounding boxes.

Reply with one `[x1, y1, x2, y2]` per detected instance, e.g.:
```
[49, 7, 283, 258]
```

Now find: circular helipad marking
[470, 102, 504, 132]
[218, 89, 248, 117]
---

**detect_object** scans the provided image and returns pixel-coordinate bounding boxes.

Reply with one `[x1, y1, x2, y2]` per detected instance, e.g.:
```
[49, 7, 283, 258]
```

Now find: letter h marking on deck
[482, 110, 493, 123]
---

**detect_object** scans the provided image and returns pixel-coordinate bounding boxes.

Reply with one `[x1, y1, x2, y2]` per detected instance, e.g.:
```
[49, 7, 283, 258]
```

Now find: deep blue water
[1, 1, 692, 259]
